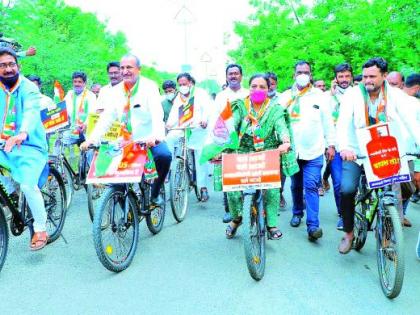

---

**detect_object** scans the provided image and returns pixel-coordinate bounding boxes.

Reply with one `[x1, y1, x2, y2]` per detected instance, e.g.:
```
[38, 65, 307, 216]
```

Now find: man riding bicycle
[0, 47, 49, 251]
[81, 53, 171, 207]
[336, 57, 420, 254]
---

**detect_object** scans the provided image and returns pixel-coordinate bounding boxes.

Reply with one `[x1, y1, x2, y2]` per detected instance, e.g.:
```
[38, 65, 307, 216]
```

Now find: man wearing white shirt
[166, 72, 211, 202]
[64, 71, 97, 143]
[97, 61, 122, 113]
[323, 63, 353, 230]
[337, 57, 420, 254]
[278, 61, 336, 242]
[214, 64, 248, 221]
[82, 54, 171, 207]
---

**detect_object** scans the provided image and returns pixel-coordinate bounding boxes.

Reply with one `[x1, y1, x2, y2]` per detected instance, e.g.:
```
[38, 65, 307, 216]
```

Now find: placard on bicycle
[40, 100, 69, 133]
[356, 122, 411, 189]
[86, 143, 157, 184]
[222, 149, 281, 192]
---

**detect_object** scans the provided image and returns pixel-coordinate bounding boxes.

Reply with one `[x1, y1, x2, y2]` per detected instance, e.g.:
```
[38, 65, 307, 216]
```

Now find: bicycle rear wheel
[170, 158, 189, 222]
[0, 208, 8, 272]
[243, 194, 265, 281]
[146, 185, 166, 234]
[376, 204, 404, 299]
[93, 186, 139, 272]
[44, 166, 67, 243]
[86, 184, 105, 222]
[62, 162, 74, 209]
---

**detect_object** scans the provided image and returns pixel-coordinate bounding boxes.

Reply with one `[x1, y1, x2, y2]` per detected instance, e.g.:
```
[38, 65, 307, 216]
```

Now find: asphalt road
[1, 181, 420, 315]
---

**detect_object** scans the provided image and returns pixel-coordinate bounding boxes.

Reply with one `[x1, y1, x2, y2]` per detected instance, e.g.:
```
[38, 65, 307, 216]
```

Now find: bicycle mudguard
[37, 163, 49, 188]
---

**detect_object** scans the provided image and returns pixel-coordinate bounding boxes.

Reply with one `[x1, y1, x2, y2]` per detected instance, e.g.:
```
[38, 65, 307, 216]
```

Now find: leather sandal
[200, 187, 209, 202]
[225, 218, 242, 239]
[268, 227, 283, 240]
[30, 231, 48, 251]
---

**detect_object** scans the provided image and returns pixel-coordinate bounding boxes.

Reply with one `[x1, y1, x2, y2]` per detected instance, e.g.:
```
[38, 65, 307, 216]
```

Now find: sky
[64, 0, 255, 83]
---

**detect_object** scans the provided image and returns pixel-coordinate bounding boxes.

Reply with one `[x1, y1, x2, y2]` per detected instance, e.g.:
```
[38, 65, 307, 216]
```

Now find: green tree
[0, 0, 175, 95]
[230, 0, 419, 91]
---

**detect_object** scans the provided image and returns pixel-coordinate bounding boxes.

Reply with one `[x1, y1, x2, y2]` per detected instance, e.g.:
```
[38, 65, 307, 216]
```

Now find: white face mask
[166, 92, 175, 101]
[179, 85, 190, 95]
[295, 74, 310, 88]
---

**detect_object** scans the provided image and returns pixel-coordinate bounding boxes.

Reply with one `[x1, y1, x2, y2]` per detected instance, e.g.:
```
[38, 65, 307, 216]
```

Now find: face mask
[179, 85, 190, 95]
[250, 90, 267, 104]
[267, 90, 276, 98]
[295, 74, 310, 88]
[228, 81, 240, 90]
[336, 86, 349, 94]
[74, 86, 84, 95]
[166, 92, 175, 101]
[0, 73, 19, 89]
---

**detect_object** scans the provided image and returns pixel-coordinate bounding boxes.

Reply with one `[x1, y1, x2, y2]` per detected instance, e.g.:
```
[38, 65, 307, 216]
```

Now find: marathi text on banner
[86, 113, 122, 141]
[222, 149, 281, 192]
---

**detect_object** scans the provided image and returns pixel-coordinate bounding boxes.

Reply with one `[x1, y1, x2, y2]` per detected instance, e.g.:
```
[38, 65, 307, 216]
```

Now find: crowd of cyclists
[0, 35, 420, 263]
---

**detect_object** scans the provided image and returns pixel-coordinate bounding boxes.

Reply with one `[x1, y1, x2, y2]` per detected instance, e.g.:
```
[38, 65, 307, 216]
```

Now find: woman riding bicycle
[225, 74, 299, 240]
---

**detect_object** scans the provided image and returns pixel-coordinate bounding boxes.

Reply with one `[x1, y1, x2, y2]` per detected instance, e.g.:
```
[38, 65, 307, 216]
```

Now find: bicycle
[50, 128, 104, 220]
[222, 149, 282, 281]
[168, 126, 201, 223]
[352, 153, 419, 299]
[0, 141, 67, 272]
[91, 142, 166, 272]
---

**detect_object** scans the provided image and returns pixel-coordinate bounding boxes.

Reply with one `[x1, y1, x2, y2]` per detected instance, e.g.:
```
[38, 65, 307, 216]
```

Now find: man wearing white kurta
[213, 64, 248, 221]
[96, 61, 122, 113]
[336, 57, 420, 254]
[82, 54, 171, 207]
[278, 61, 336, 242]
[166, 73, 211, 202]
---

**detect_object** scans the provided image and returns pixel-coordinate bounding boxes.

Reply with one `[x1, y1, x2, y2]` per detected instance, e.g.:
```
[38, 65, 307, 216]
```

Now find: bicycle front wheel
[376, 204, 404, 299]
[0, 208, 8, 272]
[93, 186, 139, 272]
[243, 194, 265, 281]
[60, 162, 74, 209]
[170, 158, 189, 222]
[44, 166, 67, 243]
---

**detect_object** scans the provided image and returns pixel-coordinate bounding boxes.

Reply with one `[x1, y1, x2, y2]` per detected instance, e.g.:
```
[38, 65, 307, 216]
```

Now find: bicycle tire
[146, 186, 166, 234]
[187, 150, 201, 201]
[44, 166, 67, 243]
[86, 184, 105, 223]
[62, 162, 74, 209]
[243, 194, 266, 281]
[170, 159, 189, 222]
[353, 209, 368, 251]
[93, 186, 139, 273]
[376, 204, 404, 299]
[0, 208, 8, 272]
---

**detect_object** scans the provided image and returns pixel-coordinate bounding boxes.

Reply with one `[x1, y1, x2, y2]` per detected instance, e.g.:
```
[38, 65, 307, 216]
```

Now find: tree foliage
[0, 0, 175, 95]
[230, 0, 419, 91]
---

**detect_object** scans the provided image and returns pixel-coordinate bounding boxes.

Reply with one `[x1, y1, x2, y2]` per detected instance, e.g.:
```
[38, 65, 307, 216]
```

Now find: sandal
[225, 218, 242, 239]
[267, 227, 283, 240]
[30, 231, 48, 251]
[200, 187, 209, 202]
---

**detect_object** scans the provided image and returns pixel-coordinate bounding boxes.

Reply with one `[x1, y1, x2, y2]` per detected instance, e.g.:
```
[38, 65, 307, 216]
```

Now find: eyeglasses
[0, 62, 17, 69]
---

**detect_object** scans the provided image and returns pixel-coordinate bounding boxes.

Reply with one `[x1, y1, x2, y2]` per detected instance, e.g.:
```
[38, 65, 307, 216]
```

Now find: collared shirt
[278, 85, 335, 160]
[90, 77, 165, 143]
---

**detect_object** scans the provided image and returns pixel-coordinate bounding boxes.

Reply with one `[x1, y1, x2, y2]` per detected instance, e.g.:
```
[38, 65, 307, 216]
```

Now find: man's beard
[0, 73, 19, 89]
